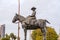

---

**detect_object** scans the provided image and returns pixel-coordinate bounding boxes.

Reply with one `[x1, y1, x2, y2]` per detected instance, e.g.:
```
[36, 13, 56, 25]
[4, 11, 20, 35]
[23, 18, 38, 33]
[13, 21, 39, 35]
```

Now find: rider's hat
[31, 7, 36, 10]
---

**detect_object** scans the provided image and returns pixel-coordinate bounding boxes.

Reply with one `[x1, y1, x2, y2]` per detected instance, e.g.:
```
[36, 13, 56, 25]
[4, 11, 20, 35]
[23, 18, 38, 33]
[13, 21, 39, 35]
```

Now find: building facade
[0, 24, 5, 38]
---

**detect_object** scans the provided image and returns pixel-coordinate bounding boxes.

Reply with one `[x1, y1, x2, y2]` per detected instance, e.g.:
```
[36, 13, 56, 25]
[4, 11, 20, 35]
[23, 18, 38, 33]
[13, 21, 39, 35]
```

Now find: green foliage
[1, 33, 17, 40]
[10, 33, 17, 40]
[31, 26, 58, 40]
[1, 37, 10, 40]
[46, 27, 58, 40]
[1, 34, 10, 40]
[10, 33, 14, 40]
[6, 34, 10, 39]
[13, 35, 16, 40]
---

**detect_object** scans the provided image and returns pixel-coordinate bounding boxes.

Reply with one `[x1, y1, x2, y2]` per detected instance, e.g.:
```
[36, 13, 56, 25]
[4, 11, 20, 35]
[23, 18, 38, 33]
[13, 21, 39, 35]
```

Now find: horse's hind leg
[41, 27, 46, 40]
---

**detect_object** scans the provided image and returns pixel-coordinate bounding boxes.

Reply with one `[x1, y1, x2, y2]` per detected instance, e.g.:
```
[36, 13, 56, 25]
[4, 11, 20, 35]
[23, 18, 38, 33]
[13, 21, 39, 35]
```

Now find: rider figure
[27, 7, 36, 25]
[30, 7, 36, 19]
[29, 7, 36, 25]
[25, 7, 36, 26]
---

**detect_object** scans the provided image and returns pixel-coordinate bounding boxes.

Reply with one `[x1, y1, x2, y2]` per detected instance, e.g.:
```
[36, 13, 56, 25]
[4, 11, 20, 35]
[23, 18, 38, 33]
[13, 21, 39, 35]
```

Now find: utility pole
[18, 0, 20, 40]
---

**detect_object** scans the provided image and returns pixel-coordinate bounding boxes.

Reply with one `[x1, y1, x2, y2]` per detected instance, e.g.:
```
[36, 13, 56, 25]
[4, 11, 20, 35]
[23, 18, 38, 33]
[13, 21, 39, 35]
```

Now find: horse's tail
[45, 20, 50, 24]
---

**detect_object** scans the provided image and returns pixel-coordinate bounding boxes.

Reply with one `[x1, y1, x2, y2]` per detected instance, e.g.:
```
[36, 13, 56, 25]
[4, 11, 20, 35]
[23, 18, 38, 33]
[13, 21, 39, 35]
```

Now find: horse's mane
[19, 15, 26, 21]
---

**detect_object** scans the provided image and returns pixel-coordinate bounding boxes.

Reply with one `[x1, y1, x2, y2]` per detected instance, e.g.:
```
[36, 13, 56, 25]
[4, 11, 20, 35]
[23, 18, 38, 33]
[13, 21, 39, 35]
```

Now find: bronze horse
[12, 14, 50, 40]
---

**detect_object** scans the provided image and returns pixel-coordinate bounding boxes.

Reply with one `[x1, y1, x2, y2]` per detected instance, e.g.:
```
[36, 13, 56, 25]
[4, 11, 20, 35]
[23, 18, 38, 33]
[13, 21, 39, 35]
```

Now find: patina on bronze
[12, 7, 50, 40]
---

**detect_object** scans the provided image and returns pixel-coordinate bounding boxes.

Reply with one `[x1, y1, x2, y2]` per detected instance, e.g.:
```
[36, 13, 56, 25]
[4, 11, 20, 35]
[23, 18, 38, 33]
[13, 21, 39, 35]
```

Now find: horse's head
[12, 13, 26, 23]
[12, 13, 19, 23]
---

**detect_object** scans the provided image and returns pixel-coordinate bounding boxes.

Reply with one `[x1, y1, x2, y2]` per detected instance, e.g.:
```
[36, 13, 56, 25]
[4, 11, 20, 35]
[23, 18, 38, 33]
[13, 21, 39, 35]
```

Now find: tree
[1, 37, 10, 40]
[13, 35, 16, 40]
[10, 33, 14, 40]
[6, 34, 10, 39]
[10, 33, 17, 40]
[1, 33, 17, 40]
[46, 27, 58, 40]
[1, 34, 10, 40]
[31, 26, 58, 40]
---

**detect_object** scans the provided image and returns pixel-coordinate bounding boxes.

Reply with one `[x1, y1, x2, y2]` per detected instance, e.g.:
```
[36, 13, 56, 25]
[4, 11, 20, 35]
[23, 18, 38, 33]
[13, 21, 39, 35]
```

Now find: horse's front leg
[41, 27, 46, 40]
[24, 28, 27, 40]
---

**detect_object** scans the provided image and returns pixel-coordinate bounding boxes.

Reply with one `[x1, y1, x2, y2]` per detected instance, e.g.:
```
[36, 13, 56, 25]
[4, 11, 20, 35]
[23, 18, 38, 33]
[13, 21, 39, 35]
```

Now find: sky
[0, 0, 60, 40]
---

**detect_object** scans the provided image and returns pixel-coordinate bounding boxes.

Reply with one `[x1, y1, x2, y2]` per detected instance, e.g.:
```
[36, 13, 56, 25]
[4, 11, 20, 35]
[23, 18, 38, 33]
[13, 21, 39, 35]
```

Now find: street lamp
[18, 0, 20, 40]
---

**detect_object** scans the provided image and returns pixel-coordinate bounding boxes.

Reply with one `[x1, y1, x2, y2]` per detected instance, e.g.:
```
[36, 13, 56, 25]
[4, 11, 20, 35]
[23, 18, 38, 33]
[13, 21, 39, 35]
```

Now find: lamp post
[18, 0, 20, 40]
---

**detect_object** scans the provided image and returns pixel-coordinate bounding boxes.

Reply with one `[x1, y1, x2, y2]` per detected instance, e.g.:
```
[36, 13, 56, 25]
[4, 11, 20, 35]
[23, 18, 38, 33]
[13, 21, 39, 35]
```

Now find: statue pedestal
[58, 33, 60, 40]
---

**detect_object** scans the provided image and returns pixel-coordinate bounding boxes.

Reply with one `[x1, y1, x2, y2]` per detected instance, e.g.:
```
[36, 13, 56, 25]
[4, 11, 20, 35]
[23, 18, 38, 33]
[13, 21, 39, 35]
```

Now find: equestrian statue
[12, 7, 50, 40]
